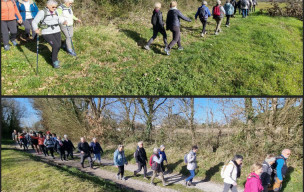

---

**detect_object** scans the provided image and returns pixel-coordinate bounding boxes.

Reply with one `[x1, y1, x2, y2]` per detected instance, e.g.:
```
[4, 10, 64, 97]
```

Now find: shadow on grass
[167, 159, 183, 174]
[13, 149, 133, 192]
[281, 166, 295, 192]
[201, 162, 224, 182]
[120, 29, 146, 47]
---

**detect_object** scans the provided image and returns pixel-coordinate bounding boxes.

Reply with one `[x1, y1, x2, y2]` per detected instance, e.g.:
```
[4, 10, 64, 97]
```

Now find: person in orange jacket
[1, 0, 23, 51]
[38, 133, 46, 155]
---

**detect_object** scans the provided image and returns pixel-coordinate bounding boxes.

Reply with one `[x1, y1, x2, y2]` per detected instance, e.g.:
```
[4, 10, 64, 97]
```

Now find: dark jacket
[158, 150, 167, 163]
[166, 8, 191, 30]
[151, 9, 164, 29]
[63, 139, 75, 151]
[260, 161, 272, 186]
[135, 147, 147, 164]
[90, 142, 103, 154]
[54, 139, 65, 151]
[78, 141, 91, 154]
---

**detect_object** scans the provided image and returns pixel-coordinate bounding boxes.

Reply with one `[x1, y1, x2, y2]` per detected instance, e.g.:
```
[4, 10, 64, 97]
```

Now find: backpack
[149, 154, 156, 167]
[38, 8, 59, 29]
[184, 153, 188, 164]
[198, 6, 206, 19]
[151, 12, 158, 26]
[213, 5, 221, 16]
[241, 0, 247, 7]
[220, 162, 235, 179]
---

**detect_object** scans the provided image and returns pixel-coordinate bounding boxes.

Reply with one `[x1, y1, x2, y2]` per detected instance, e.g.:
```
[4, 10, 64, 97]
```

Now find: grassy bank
[1, 3, 302, 95]
[101, 141, 303, 192]
[1, 148, 132, 192]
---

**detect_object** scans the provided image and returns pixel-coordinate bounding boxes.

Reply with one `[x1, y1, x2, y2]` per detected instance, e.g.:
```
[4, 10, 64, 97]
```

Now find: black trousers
[117, 165, 125, 177]
[200, 18, 207, 34]
[135, 162, 147, 177]
[147, 27, 168, 47]
[66, 149, 74, 159]
[20, 138, 28, 150]
[58, 148, 66, 160]
[1, 20, 17, 46]
[80, 153, 93, 167]
[161, 161, 165, 172]
[226, 15, 231, 25]
[39, 145, 47, 156]
[168, 26, 181, 49]
[46, 147, 54, 157]
[42, 32, 61, 62]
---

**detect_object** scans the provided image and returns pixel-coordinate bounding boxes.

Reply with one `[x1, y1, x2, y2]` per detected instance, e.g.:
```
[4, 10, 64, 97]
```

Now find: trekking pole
[36, 35, 39, 75]
[66, 26, 76, 58]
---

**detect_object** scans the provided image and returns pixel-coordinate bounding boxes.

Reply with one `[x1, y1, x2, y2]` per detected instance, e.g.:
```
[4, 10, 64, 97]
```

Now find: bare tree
[179, 98, 196, 145]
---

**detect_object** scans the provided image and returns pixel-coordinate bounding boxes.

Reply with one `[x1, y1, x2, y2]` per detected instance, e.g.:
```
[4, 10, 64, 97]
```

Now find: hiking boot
[11, 40, 18, 46]
[53, 157, 55, 159]
[121, 177, 126, 181]
[189, 182, 195, 186]
[67, 49, 77, 57]
[4, 45, 10, 51]
[184, 181, 188, 186]
[178, 47, 184, 51]
[53, 61, 60, 69]
[117, 175, 120, 180]
[81, 163, 84, 168]
[133, 171, 137, 176]
[215, 32, 219, 35]
[201, 32, 204, 37]
[164, 47, 170, 55]
[150, 182, 156, 186]
[144, 45, 150, 50]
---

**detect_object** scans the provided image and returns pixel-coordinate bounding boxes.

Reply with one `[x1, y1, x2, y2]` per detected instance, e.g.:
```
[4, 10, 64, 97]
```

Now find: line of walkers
[1, 0, 81, 68]
[145, 0, 257, 55]
[12, 130, 289, 192]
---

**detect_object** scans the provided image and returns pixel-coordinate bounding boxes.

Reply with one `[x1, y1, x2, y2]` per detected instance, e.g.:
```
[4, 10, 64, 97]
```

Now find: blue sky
[14, 98, 245, 127]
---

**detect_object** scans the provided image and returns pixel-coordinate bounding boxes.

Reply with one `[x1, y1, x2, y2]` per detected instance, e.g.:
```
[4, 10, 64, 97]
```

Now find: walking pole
[36, 35, 39, 75]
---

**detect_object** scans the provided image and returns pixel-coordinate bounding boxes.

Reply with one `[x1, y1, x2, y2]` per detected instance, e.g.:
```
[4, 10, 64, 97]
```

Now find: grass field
[1, 147, 132, 192]
[1, 3, 302, 95]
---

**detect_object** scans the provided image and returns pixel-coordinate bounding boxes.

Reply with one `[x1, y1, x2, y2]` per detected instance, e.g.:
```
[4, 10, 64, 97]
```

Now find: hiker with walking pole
[57, 0, 81, 57]
[32, 0, 67, 68]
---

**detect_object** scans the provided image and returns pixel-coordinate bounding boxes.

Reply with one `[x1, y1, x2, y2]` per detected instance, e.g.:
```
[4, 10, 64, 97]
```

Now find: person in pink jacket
[244, 163, 264, 192]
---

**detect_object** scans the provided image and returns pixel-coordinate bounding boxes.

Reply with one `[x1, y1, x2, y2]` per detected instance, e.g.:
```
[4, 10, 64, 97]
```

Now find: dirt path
[7, 144, 244, 192]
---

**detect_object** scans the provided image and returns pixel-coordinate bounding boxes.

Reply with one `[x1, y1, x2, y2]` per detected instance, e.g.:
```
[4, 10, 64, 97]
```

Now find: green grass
[1, 148, 133, 192]
[1, 4, 302, 95]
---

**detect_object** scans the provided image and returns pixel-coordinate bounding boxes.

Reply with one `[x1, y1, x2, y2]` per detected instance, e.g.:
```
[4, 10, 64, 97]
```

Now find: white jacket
[223, 161, 238, 184]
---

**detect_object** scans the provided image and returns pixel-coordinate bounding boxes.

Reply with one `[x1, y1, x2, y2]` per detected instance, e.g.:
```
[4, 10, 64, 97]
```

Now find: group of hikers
[1, 0, 80, 68]
[1, 0, 258, 65]
[12, 129, 290, 192]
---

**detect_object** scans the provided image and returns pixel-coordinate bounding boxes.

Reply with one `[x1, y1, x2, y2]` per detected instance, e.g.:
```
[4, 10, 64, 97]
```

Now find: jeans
[134, 162, 147, 177]
[223, 183, 238, 192]
[93, 153, 101, 163]
[185, 169, 195, 182]
[146, 27, 168, 48]
[242, 9, 248, 18]
[42, 32, 61, 62]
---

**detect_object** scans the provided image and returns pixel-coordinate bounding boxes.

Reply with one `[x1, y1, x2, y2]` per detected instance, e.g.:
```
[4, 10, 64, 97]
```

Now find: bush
[268, 0, 303, 20]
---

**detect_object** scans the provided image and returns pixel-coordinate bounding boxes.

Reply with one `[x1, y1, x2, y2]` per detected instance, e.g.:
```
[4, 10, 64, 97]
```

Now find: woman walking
[114, 145, 128, 180]
[16, 0, 39, 40]
[165, 1, 191, 55]
[57, 0, 81, 56]
[222, 155, 243, 192]
[1, 0, 23, 50]
[244, 163, 264, 192]
[32, 0, 67, 68]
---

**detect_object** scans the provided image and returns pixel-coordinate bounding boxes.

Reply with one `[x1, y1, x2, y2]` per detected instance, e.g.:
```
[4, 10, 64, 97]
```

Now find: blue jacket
[90, 142, 103, 154]
[276, 155, 288, 181]
[195, 5, 211, 20]
[114, 149, 128, 166]
[158, 151, 167, 163]
[16, 1, 39, 21]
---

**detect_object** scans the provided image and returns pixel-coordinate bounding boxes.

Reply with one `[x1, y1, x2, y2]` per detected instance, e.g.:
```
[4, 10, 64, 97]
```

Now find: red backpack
[149, 154, 156, 166]
[213, 5, 221, 16]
